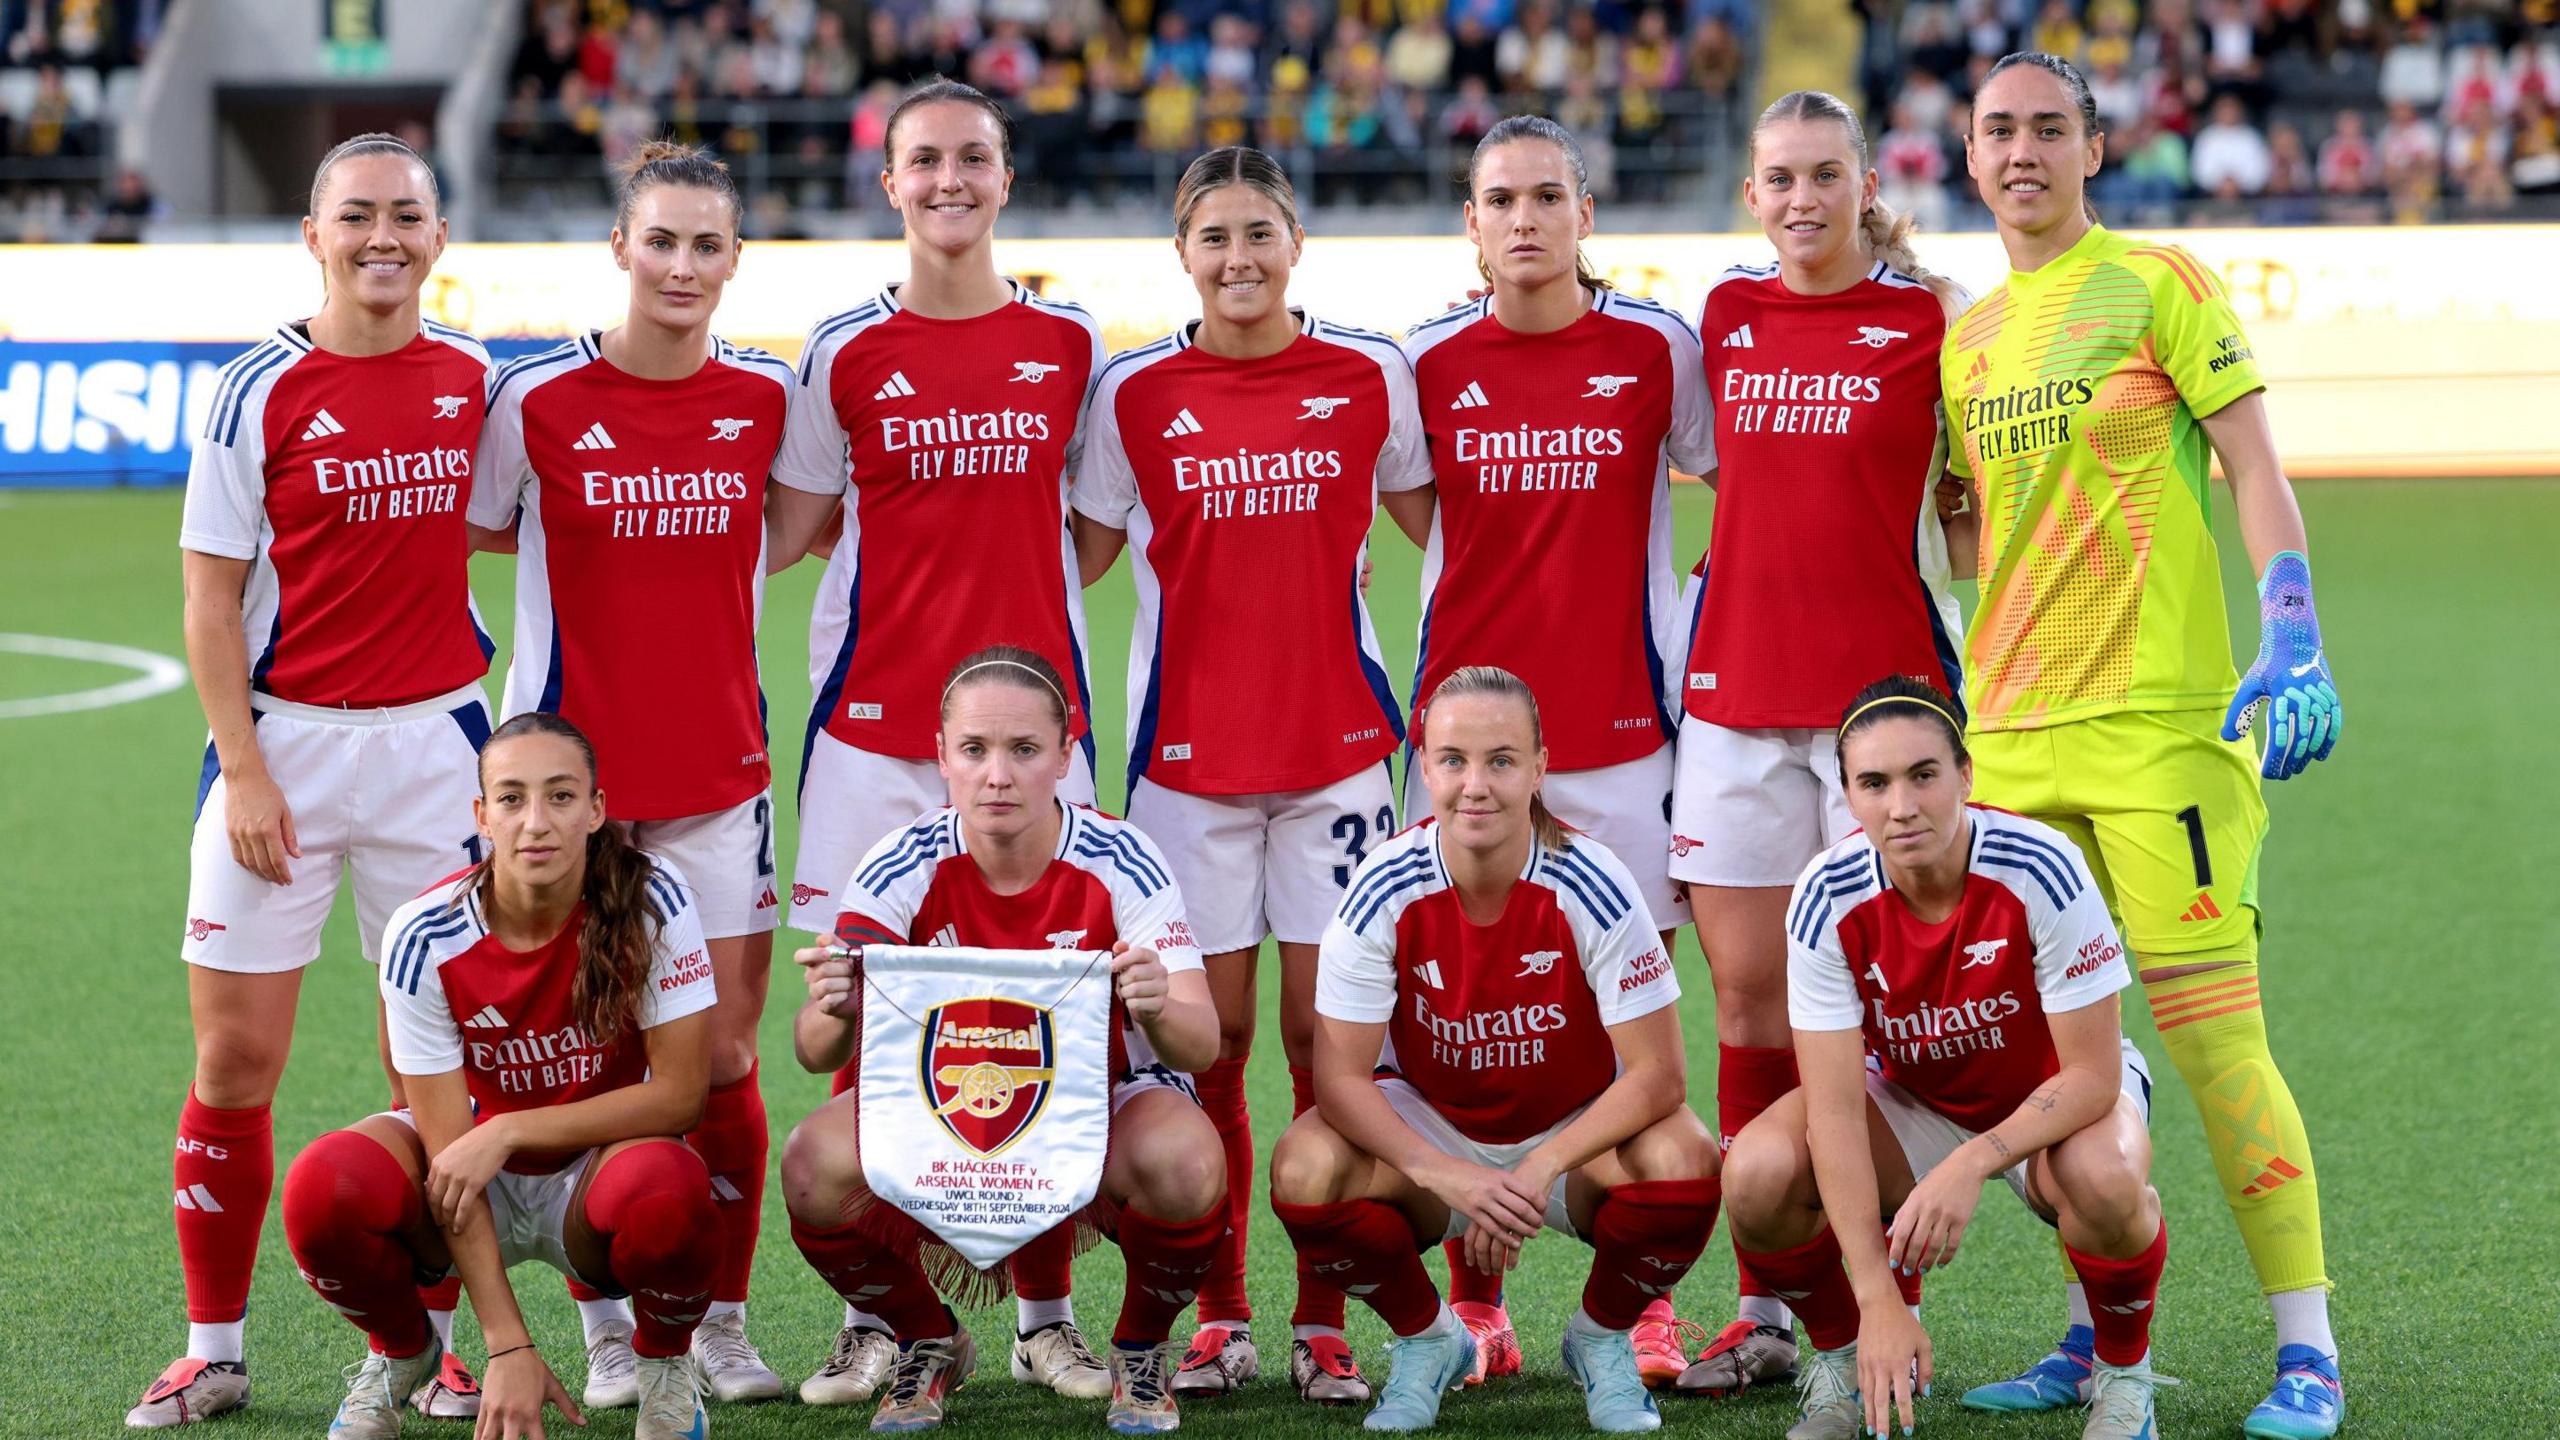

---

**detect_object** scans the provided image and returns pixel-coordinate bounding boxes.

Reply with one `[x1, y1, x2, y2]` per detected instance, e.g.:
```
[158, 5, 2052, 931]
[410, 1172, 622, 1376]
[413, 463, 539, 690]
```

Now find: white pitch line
[0, 633, 190, 719]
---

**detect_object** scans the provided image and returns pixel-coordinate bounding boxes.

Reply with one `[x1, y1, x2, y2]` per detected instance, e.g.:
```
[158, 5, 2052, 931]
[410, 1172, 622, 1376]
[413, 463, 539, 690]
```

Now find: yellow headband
[1840, 694, 1963, 736]
[942, 658, 1068, 712]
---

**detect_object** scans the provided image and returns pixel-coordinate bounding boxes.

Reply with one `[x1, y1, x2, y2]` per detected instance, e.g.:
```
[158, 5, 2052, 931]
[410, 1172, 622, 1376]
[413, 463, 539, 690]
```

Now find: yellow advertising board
[4, 228, 2554, 477]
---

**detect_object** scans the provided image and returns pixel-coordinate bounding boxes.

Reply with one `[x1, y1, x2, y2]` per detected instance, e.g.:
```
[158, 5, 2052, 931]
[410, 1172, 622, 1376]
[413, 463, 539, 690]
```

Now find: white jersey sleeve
[832, 810, 959, 942]
[466, 359, 538, 530]
[1664, 312, 1715, 476]
[1060, 307, 1109, 476]
[377, 887, 473, 1077]
[1315, 831, 1435, 1025]
[635, 857, 719, 1028]
[180, 335, 299, 559]
[1371, 340, 1434, 494]
[773, 320, 855, 498]
[1785, 846, 1872, 1032]
[1078, 812, 1204, 975]
[1981, 817, 2132, 1015]
[1066, 357, 1140, 528]
[1551, 840, 1677, 1025]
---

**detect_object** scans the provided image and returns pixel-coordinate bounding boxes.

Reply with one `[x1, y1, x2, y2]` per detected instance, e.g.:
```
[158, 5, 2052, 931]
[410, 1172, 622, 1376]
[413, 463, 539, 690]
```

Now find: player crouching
[280, 713, 721, 1440]
[1723, 676, 2169, 1440]
[1271, 667, 1721, 1434]
[780, 647, 1230, 1434]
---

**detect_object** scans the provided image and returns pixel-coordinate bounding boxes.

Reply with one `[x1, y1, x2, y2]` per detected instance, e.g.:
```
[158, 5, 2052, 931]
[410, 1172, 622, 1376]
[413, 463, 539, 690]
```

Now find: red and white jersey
[1787, 806, 2129, 1132]
[1071, 312, 1431, 796]
[1402, 292, 1713, 770]
[829, 802, 1205, 1074]
[1316, 821, 1675, 1144]
[774, 282, 1104, 763]
[179, 320, 493, 709]
[468, 333, 791, 821]
[378, 856, 716, 1173]
[1685, 264, 1966, 728]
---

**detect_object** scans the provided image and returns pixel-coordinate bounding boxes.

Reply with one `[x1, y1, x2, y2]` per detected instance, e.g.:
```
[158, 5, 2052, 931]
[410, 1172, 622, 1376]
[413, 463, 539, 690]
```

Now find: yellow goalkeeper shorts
[1967, 708, 2265, 959]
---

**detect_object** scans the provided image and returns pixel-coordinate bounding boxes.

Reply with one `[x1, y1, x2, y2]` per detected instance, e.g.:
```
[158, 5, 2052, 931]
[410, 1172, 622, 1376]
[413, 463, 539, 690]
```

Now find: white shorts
[790, 732, 1097, 931]
[377, 1109, 596, 1277]
[627, 790, 781, 940]
[1405, 744, 1683, 927]
[1866, 1038, 2155, 1212]
[1376, 1077, 1582, 1242]
[1112, 1062, 1200, 1114]
[1667, 714, 1854, 888]
[184, 685, 490, 972]
[1128, 764, 1398, 954]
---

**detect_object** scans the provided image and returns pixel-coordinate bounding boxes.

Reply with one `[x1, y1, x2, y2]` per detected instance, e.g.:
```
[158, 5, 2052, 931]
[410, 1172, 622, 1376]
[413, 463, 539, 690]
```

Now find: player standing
[1670, 89, 1971, 1398]
[281, 713, 722, 1440]
[467, 140, 794, 1407]
[1396, 114, 1713, 1390]
[1068, 145, 1432, 1406]
[783, 647, 1229, 1436]
[1270, 666, 1721, 1435]
[1945, 53, 2346, 1439]
[1723, 676, 2168, 1440]
[765, 79, 1112, 1404]
[131, 133, 497, 1429]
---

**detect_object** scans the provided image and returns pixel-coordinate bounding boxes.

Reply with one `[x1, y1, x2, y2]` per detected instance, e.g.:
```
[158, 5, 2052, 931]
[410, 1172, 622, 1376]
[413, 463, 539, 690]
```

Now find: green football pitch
[3, 481, 2553, 1438]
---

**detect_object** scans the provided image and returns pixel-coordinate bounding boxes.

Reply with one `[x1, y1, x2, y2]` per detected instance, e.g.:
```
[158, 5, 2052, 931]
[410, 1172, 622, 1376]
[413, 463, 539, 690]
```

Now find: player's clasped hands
[1858, 1302, 1933, 1438]
[797, 942, 859, 1017]
[474, 1345, 585, 1440]
[1109, 941, 1168, 1023]
[1417, 1152, 1546, 1272]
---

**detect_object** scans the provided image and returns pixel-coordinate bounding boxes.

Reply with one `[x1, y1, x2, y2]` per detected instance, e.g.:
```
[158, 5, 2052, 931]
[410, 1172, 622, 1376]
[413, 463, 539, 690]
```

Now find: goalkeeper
[1937, 51, 2345, 1440]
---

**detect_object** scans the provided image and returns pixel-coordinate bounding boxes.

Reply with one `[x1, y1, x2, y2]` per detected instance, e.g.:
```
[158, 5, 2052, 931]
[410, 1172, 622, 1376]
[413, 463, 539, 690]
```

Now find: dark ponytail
[1425, 665, 1571, 852]
[460, 712, 663, 1045]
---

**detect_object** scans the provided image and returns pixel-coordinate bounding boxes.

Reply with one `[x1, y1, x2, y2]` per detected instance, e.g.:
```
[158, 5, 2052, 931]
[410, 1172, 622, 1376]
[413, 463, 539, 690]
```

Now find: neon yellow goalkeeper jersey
[1941, 224, 2268, 732]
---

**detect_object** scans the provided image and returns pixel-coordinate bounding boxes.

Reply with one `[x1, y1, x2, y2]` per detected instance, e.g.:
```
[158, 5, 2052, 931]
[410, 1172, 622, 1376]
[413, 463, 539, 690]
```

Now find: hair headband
[942, 658, 1067, 711]
[1841, 694, 1962, 736]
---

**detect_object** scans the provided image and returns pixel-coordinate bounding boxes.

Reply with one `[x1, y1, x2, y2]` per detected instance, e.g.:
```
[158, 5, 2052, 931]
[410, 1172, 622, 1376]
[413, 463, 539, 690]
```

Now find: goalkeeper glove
[2222, 550, 2341, 781]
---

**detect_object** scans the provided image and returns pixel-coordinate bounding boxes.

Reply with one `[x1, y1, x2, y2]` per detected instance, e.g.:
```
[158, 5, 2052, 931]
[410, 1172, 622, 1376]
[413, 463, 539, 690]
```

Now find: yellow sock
[2147, 947, 2330, 1295]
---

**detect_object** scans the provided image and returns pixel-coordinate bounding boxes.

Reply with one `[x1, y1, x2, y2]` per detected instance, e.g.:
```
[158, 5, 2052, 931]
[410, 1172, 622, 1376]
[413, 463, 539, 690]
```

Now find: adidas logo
[1162, 408, 1203, 439]
[2178, 892, 2224, 923]
[463, 1004, 509, 1030]
[928, 924, 961, 948]
[1449, 380, 1490, 410]
[174, 1183, 225, 1213]
[1965, 353, 1991, 385]
[709, 1176, 745, 1203]
[299, 409, 346, 442]
[570, 422, 616, 451]
[873, 370, 917, 401]
[1412, 959, 1445, 990]
[1723, 324, 1755, 349]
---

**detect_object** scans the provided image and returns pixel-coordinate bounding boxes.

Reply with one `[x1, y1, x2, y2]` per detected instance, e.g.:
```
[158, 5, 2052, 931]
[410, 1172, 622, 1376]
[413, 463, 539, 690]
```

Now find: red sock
[1115, 1206, 1228, 1346]
[417, 1274, 462, 1313]
[791, 1217, 954, 1340]
[1010, 1222, 1075, 1305]
[581, 1141, 716, 1358]
[1718, 1045, 1797, 1310]
[1891, 1221, 1925, 1308]
[281, 1128, 432, 1356]
[1191, 1056, 1254, 1324]
[1273, 1199, 1439, 1337]
[1281, 1064, 1348, 1330]
[831, 1056, 858, 1099]
[564, 1277, 610, 1302]
[175, 1089, 275, 1326]
[689, 1064, 768, 1304]
[2068, 1221, 2167, 1366]
[1582, 1178, 1721, 1330]
[1737, 1229, 1859, 1351]
[1444, 1239, 1503, 1306]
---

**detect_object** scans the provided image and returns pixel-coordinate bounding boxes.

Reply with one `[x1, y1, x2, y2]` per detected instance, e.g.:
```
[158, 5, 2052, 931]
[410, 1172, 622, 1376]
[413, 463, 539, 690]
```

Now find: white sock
[2269, 1286, 2336, 1357]
[2066, 1282, 2093, 1332]
[1292, 1323, 1346, 1343]
[1737, 1295, 1790, 1330]
[425, 1307, 457, 1352]
[577, 1296, 634, 1344]
[1017, 1296, 1075, 1335]
[704, 1299, 744, 1323]
[188, 1321, 245, 1365]
[1567, 1306, 1619, 1339]
[1406, 1302, 1463, 1341]
[845, 1304, 889, 1333]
